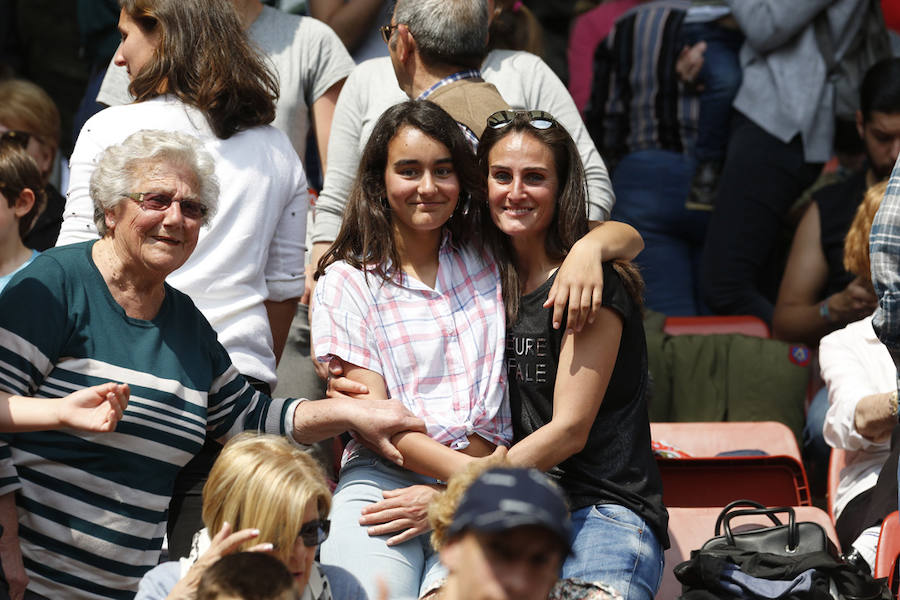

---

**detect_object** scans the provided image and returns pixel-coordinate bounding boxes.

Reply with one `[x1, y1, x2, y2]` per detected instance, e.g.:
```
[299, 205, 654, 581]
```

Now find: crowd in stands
[1, 0, 900, 599]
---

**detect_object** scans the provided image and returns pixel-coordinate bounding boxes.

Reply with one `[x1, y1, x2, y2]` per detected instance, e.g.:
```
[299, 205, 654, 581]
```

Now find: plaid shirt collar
[417, 69, 483, 100]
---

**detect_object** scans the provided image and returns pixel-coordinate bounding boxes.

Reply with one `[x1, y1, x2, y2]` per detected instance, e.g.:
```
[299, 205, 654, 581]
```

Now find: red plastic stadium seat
[656, 455, 811, 508]
[875, 511, 900, 589]
[663, 315, 771, 338]
[827, 448, 849, 523]
[650, 421, 810, 508]
[650, 421, 801, 461]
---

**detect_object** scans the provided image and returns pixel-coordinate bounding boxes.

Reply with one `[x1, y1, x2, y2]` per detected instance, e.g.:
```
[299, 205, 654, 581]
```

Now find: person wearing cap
[427, 465, 622, 600]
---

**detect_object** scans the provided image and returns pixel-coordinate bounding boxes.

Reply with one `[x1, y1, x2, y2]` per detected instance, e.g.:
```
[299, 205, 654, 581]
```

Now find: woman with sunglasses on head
[477, 110, 667, 600]
[343, 110, 664, 599]
[136, 433, 367, 600]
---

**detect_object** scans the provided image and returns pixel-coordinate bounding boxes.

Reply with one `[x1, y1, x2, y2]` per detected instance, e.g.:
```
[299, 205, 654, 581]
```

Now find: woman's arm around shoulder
[546, 221, 643, 333]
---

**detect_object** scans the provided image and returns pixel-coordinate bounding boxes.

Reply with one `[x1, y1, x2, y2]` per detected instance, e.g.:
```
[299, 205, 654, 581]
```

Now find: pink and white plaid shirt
[312, 239, 511, 462]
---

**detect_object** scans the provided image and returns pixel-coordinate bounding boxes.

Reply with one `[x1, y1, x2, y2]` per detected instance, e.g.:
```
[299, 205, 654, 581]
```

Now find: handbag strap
[722, 507, 799, 552]
[714, 500, 778, 535]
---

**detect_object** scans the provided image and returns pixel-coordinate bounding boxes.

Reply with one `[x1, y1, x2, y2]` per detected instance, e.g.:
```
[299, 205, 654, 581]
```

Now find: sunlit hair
[89, 129, 218, 235]
[119, 0, 277, 139]
[392, 0, 489, 69]
[428, 455, 511, 550]
[844, 179, 888, 282]
[488, 0, 543, 55]
[316, 100, 498, 283]
[197, 553, 300, 600]
[0, 140, 47, 239]
[477, 111, 644, 322]
[201, 433, 331, 565]
[0, 79, 61, 181]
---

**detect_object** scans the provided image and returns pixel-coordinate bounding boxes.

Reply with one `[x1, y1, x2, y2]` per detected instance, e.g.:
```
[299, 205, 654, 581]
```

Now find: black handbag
[701, 500, 839, 559]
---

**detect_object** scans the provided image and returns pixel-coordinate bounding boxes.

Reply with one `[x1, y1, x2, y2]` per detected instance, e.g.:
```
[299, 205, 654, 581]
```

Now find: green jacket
[644, 311, 809, 440]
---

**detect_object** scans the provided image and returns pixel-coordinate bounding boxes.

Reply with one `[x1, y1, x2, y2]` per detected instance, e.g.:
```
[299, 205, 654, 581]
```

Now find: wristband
[891, 390, 900, 420]
[819, 299, 835, 322]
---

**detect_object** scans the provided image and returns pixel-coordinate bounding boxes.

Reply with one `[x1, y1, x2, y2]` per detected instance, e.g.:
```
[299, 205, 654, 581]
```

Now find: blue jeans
[612, 150, 710, 316]
[318, 451, 446, 600]
[680, 21, 743, 163]
[563, 504, 664, 600]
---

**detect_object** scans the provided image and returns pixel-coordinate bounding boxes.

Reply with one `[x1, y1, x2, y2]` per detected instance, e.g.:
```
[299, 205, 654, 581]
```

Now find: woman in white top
[821, 180, 895, 558]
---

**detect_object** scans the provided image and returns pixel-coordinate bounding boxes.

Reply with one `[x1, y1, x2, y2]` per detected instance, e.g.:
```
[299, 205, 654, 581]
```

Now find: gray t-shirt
[96, 6, 355, 159]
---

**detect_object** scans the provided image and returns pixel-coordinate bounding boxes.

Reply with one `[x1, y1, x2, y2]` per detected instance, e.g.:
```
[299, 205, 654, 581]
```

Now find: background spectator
[0, 140, 43, 292]
[0, 79, 64, 251]
[700, 0, 886, 325]
[429, 464, 623, 600]
[679, 1, 743, 210]
[308, 0, 392, 63]
[821, 180, 894, 563]
[588, 0, 708, 316]
[136, 434, 366, 600]
[567, 0, 644, 115]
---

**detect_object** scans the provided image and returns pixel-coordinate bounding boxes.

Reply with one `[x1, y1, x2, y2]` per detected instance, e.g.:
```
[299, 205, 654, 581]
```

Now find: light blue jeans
[563, 503, 664, 600]
[318, 451, 446, 600]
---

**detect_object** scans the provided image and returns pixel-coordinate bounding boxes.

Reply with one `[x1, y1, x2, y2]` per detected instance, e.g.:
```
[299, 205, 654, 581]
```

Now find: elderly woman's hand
[165, 523, 272, 600]
[59, 382, 130, 432]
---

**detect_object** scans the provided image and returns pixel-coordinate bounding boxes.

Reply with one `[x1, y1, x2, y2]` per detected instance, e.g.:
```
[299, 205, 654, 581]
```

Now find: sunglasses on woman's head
[486, 110, 556, 131]
[123, 191, 208, 220]
[0, 130, 32, 148]
[298, 518, 330, 547]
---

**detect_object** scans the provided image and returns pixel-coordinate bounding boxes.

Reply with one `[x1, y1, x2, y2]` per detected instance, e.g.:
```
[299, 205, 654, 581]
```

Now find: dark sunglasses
[123, 192, 208, 220]
[0, 130, 32, 148]
[486, 110, 557, 131]
[380, 23, 399, 44]
[298, 518, 330, 547]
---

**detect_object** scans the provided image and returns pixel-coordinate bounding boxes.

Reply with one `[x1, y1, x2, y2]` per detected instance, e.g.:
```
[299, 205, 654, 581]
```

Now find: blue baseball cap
[446, 467, 573, 553]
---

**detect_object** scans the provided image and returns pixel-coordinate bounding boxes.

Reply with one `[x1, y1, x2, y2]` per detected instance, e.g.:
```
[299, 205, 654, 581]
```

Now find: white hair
[89, 129, 219, 235]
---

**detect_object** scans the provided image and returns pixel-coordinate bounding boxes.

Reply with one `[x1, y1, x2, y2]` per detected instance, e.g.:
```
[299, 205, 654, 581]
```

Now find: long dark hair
[120, 0, 277, 139]
[477, 112, 643, 323]
[316, 100, 488, 283]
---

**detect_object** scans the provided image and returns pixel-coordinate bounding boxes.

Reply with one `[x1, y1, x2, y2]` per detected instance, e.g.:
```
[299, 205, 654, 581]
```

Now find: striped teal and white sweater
[0, 242, 299, 599]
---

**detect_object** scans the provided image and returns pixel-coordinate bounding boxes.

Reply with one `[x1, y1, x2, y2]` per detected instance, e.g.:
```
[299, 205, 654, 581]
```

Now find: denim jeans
[680, 21, 743, 163]
[318, 451, 446, 600]
[563, 504, 664, 600]
[612, 149, 710, 316]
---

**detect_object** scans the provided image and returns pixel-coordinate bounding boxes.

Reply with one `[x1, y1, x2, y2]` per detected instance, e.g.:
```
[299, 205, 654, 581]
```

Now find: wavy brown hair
[316, 100, 498, 283]
[844, 179, 888, 282]
[477, 111, 643, 323]
[119, 0, 277, 139]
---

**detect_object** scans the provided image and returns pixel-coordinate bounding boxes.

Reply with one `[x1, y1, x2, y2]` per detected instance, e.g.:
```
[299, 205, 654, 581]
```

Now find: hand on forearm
[291, 397, 425, 465]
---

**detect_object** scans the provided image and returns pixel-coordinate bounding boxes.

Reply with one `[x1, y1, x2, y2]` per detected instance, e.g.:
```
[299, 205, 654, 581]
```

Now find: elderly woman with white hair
[0, 129, 422, 600]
